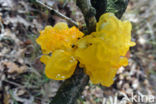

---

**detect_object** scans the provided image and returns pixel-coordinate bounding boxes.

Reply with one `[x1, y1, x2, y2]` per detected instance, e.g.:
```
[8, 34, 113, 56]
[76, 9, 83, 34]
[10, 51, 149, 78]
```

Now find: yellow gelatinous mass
[36, 13, 136, 87]
[36, 22, 84, 54]
[42, 50, 77, 80]
[75, 13, 135, 87]
[36, 22, 83, 80]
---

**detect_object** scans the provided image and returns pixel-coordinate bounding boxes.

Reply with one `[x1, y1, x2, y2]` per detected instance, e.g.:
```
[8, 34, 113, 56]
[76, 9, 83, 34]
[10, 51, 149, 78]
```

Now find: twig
[0, 20, 4, 40]
[10, 89, 34, 104]
[0, 21, 4, 33]
[4, 79, 25, 88]
[147, 22, 155, 40]
[36, 0, 78, 27]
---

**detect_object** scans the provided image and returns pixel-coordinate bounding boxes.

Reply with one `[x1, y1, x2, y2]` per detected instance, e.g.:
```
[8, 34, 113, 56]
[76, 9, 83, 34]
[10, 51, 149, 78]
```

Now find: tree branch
[50, 67, 89, 104]
[36, 0, 78, 27]
[76, 0, 97, 34]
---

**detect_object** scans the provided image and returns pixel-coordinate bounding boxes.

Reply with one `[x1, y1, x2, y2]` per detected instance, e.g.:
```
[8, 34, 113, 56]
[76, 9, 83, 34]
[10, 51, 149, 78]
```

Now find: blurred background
[0, 0, 155, 104]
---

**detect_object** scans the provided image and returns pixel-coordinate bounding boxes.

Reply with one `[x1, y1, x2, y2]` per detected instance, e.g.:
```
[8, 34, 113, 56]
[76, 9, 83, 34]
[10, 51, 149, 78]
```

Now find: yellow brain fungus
[36, 13, 136, 87]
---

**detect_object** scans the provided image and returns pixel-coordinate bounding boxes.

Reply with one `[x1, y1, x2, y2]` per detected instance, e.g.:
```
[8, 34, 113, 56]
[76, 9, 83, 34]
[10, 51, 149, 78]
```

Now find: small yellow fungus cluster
[36, 13, 136, 87]
[36, 22, 83, 80]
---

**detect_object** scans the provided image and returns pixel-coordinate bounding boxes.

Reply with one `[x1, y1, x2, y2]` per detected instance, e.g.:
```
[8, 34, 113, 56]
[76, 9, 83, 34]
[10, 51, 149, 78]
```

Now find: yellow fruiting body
[36, 22, 83, 80]
[36, 22, 84, 54]
[36, 13, 136, 87]
[42, 50, 77, 80]
[75, 13, 135, 86]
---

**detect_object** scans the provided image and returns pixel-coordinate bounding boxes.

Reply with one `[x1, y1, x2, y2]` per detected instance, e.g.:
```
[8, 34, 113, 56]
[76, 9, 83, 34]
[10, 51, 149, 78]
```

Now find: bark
[50, 67, 89, 104]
